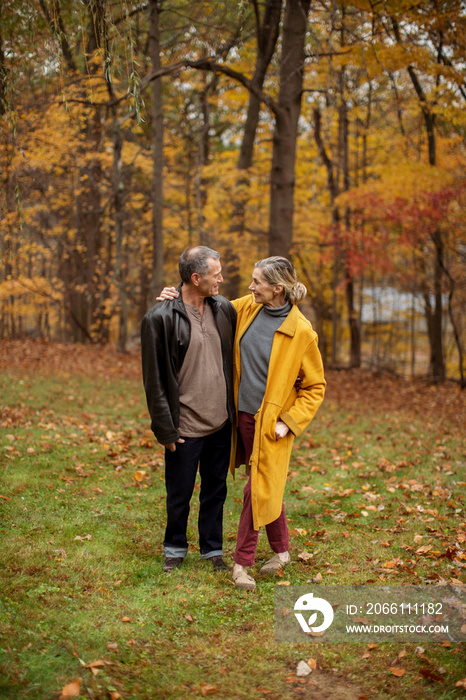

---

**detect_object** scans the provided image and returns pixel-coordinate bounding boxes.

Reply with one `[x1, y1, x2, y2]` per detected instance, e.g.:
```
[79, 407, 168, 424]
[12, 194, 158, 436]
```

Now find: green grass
[0, 345, 464, 699]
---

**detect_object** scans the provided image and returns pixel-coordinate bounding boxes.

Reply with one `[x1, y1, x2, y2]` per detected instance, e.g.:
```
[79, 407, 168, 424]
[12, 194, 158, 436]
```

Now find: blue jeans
[163, 421, 230, 559]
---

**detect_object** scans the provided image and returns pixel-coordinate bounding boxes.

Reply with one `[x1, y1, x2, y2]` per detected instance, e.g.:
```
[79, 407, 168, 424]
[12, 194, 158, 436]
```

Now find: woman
[229, 257, 325, 590]
[157, 256, 325, 589]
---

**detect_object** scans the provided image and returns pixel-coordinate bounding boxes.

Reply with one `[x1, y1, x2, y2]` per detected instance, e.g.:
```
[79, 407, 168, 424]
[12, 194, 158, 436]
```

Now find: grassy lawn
[0, 340, 464, 700]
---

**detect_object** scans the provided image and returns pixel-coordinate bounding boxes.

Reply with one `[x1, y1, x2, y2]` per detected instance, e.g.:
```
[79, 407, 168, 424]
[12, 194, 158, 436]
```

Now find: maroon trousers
[233, 411, 289, 566]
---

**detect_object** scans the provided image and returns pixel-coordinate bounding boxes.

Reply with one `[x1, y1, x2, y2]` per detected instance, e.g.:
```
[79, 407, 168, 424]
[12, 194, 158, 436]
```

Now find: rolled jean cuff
[163, 545, 188, 559]
[201, 549, 223, 559]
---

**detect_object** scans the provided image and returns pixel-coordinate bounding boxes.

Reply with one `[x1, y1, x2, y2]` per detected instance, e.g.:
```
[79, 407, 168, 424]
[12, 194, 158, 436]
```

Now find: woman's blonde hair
[254, 256, 307, 305]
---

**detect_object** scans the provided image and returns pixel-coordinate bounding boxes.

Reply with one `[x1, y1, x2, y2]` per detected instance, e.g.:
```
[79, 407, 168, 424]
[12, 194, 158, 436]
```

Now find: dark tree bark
[103, 14, 127, 352]
[268, 0, 311, 257]
[0, 1, 7, 116]
[391, 16, 445, 382]
[147, 0, 164, 305]
[314, 105, 340, 364]
[38, 0, 77, 72]
[224, 0, 283, 298]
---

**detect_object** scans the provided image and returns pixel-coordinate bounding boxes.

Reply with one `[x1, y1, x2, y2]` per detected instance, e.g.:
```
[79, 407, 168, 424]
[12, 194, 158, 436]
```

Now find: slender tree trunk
[0, 1, 7, 116]
[314, 105, 341, 364]
[195, 69, 214, 246]
[268, 0, 311, 257]
[224, 0, 282, 298]
[392, 16, 445, 381]
[104, 17, 127, 352]
[148, 0, 164, 304]
[339, 75, 360, 367]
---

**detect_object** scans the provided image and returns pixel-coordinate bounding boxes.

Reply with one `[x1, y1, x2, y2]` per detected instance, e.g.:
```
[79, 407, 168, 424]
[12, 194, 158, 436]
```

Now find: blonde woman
[229, 257, 325, 589]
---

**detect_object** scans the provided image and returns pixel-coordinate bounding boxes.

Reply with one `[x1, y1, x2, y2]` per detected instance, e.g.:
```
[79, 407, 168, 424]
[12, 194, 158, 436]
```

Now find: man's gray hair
[179, 246, 220, 283]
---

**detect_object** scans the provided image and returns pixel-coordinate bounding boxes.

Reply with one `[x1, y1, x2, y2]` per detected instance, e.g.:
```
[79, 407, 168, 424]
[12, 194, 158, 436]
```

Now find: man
[141, 246, 236, 572]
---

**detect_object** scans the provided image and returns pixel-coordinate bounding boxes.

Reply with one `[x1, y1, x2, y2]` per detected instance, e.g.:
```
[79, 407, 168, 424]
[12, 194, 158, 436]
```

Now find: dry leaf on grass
[419, 667, 444, 682]
[59, 679, 81, 699]
[200, 683, 218, 695]
[298, 551, 314, 561]
[389, 668, 406, 677]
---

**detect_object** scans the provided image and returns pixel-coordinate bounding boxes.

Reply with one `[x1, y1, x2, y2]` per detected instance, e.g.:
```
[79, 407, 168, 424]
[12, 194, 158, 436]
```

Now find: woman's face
[249, 267, 285, 307]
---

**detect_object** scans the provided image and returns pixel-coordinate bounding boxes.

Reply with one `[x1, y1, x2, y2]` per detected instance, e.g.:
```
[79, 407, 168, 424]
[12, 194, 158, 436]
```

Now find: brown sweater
[177, 302, 228, 437]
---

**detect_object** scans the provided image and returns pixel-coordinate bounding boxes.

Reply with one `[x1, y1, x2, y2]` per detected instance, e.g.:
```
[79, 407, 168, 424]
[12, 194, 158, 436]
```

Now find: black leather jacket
[141, 286, 237, 445]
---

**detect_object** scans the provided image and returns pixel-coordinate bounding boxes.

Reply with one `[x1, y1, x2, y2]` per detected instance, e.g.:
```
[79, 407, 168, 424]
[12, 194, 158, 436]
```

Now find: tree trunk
[148, 0, 164, 305]
[339, 76, 360, 368]
[0, 2, 7, 117]
[104, 14, 127, 352]
[313, 105, 340, 364]
[391, 16, 445, 381]
[224, 0, 283, 298]
[195, 69, 214, 246]
[268, 0, 311, 257]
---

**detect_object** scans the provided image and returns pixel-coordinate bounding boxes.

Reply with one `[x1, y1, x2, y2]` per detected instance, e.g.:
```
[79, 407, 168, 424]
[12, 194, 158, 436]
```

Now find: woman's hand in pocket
[275, 420, 290, 440]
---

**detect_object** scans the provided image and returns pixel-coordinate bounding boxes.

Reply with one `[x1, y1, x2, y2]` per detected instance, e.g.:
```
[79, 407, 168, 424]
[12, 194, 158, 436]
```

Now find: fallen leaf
[276, 580, 291, 586]
[382, 558, 400, 569]
[416, 545, 433, 555]
[109, 692, 121, 700]
[419, 667, 444, 682]
[200, 683, 218, 695]
[185, 613, 194, 622]
[121, 617, 131, 622]
[353, 617, 371, 625]
[298, 551, 314, 561]
[389, 668, 405, 677]
[106, 643, 118, 651]
[59, 679, 81, 699]
[455, 678, 466, 689]
[307, 658, 317, 670]
[84, 660, 106, 669]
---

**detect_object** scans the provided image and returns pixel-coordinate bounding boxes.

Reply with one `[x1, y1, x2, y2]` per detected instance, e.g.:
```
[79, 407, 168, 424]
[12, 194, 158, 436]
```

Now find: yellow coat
[229, 295, 326, 530]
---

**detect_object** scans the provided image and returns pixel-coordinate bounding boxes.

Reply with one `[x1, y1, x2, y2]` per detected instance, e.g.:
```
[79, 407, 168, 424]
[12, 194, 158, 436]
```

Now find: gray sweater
[238, 302, 291, 415]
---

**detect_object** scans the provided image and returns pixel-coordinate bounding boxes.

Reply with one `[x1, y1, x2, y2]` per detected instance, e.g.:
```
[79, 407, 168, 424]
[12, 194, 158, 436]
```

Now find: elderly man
[141, 246, 236, 572]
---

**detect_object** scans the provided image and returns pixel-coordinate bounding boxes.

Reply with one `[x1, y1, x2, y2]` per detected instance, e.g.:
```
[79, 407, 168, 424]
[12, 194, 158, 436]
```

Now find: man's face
[196, 258, 224, 297]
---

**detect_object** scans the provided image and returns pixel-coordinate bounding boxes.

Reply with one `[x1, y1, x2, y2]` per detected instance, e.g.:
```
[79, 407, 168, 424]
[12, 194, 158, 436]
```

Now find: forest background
[0, 0, 465, 385]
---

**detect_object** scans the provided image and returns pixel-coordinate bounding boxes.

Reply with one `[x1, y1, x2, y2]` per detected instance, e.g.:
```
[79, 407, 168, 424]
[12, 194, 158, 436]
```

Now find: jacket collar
[276, 303, 300, 337]
[239, 299, 299, 341]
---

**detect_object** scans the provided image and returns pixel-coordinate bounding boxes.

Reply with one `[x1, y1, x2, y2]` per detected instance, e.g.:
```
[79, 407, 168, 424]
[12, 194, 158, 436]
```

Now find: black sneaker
[210, 555, 231, 572]
[163, 556, 183, 572]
